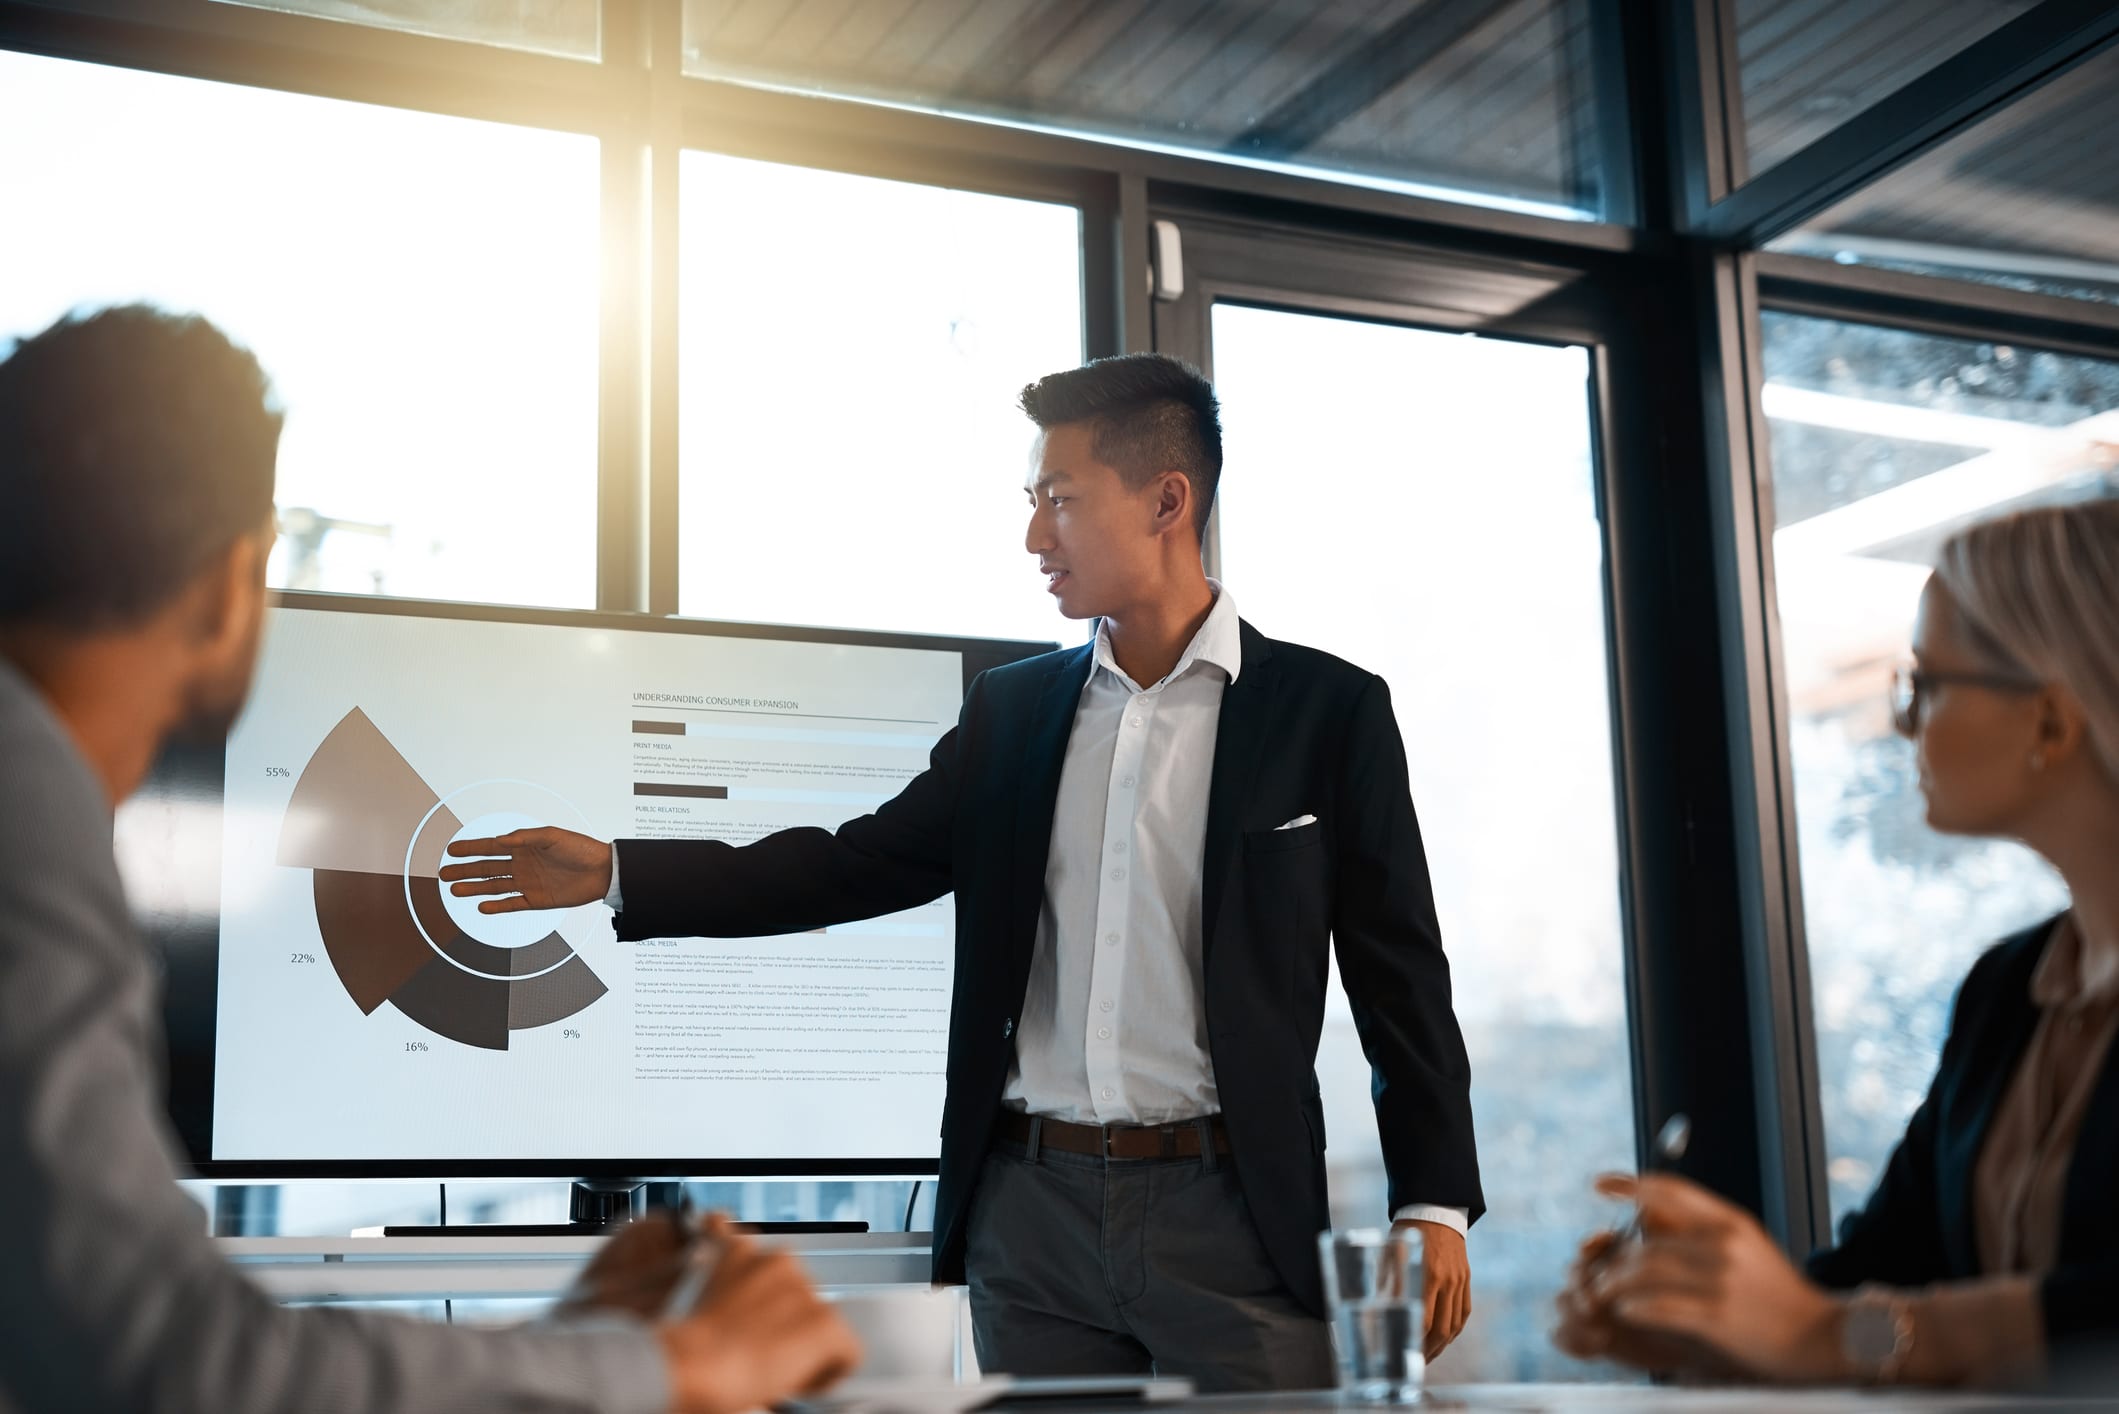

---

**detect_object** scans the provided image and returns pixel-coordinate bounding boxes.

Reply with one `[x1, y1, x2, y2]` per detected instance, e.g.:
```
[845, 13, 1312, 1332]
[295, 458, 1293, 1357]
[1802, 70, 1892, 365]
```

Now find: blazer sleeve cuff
[1391, 1204, 1469, 1236]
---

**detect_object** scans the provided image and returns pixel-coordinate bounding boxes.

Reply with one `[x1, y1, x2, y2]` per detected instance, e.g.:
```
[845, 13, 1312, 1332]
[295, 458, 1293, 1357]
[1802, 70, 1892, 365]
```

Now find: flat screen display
[121, 593, 1055, 1178]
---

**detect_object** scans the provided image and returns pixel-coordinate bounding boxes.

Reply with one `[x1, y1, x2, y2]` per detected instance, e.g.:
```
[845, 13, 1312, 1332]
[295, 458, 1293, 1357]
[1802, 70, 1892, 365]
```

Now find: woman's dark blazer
[1806, 914, 2119, 1347]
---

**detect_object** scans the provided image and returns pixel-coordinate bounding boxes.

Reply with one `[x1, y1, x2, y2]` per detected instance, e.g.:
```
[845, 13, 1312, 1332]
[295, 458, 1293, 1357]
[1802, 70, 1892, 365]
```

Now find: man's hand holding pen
[557, 1209, 862, 1414]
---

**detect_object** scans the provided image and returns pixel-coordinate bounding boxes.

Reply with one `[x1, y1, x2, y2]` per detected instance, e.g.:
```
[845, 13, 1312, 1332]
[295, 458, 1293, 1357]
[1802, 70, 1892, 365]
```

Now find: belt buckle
[1100, 1125, 1118, 1158]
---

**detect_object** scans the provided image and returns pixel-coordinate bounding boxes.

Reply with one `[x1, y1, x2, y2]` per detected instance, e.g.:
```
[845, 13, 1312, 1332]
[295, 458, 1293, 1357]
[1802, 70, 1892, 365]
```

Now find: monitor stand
[377, 1179, 869, 1237]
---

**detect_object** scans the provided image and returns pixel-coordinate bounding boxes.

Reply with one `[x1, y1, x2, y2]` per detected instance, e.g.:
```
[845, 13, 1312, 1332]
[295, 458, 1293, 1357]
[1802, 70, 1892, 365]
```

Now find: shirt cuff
[603, 847, 623, 911]
[1391, 1204, 1469, 1236]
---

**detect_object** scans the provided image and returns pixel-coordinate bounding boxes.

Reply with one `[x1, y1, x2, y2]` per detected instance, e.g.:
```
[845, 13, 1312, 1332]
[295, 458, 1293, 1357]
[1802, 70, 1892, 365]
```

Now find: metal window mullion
[1577, 0, 1639, 226]
[1654, 0, 1744, 228]
[1104, 171, 1154, 360]
[1704, 252, 1831, 1254]
[643, 0, 683, 617]
[594, 0, 651, 614]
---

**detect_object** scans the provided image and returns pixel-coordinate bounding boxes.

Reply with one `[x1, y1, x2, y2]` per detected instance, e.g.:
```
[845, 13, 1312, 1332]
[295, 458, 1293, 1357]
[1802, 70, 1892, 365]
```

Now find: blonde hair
[1934, 497, 2119, 780]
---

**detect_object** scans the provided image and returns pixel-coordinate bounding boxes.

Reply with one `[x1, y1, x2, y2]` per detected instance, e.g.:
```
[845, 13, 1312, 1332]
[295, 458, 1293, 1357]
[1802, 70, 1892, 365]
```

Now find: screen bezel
[154, 589, 1060, 1180]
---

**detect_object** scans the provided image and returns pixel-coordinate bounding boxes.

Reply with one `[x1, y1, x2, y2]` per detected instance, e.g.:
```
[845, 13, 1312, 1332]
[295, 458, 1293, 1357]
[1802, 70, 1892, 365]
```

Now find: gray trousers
[964, 1124, 1336, 1392]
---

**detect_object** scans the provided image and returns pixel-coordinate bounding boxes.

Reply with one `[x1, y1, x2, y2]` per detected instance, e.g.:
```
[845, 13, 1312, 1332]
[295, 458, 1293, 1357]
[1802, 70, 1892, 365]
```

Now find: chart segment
[278, 707, 604, 1048]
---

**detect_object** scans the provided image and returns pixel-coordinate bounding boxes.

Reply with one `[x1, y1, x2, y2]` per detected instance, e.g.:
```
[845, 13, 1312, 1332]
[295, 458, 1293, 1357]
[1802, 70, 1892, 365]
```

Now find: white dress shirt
[609, 583, 1464, 1235]
[999, 584, 1240, 1127]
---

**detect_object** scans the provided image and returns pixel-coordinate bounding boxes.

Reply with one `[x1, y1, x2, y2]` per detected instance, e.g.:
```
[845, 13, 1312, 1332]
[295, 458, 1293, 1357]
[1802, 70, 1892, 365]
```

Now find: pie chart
[275, 708, 606, 1050]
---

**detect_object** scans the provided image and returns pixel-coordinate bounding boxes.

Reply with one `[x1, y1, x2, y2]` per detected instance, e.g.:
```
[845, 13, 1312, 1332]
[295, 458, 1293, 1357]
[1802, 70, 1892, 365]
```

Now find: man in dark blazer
[448, 354, 1483, 1389]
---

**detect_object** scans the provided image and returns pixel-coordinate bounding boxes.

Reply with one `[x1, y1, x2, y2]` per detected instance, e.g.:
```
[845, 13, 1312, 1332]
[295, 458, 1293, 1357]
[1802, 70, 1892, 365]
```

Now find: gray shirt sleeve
[0, 692, 670, 1414]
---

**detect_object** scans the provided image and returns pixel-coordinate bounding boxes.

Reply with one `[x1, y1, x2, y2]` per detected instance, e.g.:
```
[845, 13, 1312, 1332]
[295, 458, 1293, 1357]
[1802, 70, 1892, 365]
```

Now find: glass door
[1153, 217, 1635, 1382]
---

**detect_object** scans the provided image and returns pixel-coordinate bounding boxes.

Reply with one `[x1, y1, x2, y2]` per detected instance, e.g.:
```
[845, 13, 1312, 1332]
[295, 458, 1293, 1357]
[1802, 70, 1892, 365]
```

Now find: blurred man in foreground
[0, 304, 858, 1414]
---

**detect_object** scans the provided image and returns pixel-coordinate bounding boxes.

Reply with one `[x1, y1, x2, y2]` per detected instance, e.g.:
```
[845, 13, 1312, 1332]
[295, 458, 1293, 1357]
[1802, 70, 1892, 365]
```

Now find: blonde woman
[1554, 498, 2119, 1388]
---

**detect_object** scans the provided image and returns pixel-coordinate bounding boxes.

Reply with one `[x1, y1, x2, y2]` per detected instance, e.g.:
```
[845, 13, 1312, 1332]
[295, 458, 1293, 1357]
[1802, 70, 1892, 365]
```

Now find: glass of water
[1318, 1227, 1424, 1401]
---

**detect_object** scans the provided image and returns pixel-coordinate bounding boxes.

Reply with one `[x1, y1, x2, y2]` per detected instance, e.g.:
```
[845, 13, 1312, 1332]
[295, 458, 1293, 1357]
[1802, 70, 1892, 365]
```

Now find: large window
[0, 50, 603, 609]
[677, 154, 1083, 645]
[1767, 41, 2119, 307]
[1733, 0, 2035, 179]
[1763, 312, 2119, 1224]
[1212, 307, 1632, 1381]
[682, 0, 1609, 221]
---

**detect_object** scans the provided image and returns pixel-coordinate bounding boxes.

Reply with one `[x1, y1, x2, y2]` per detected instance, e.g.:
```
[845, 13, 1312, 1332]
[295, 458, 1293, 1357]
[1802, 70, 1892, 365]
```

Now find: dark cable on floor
[903, 1180, 921, 1232]
[440, 1183, 452, 1324]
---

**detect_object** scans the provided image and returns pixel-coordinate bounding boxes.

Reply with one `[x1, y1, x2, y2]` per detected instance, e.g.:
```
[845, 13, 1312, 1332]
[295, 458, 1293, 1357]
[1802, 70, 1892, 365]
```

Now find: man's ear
[188, 526, 271, 657]
[1150, 470, 1194, 539]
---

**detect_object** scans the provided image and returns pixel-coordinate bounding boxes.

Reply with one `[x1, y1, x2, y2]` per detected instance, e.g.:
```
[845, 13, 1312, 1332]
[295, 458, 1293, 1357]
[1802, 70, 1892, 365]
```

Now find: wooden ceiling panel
[1794, 45, 2119, 297]
[1736, 0, 2038, 173]
[683, 0, 1598, 210]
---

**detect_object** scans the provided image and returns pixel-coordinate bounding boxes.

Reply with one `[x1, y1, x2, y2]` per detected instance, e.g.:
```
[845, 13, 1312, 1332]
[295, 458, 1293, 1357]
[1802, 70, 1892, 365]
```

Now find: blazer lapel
[1009, 645, 1095, 973]
[1937, 931, 2048, 1277]
[1201, 621, 1276, 968]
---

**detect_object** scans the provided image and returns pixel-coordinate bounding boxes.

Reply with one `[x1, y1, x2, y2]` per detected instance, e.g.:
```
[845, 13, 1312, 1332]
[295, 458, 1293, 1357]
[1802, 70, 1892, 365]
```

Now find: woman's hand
[1581, 1173, 1847, 1384]
[1553, 1230, 1735, 1379]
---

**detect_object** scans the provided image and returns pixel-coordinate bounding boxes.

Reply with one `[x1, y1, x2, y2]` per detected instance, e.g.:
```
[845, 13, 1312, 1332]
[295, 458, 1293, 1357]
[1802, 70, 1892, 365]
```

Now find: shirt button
[1100, 999, 1114, 1012]
[1112, 842, 1127, 855]
[1110, 868, 1126, 882]
[1104, 932, 1120, 946]
[1101, 1087, 1116, 1101]
[1121, 775, 1136, 788]
[1097, 1027, 1112, 1040]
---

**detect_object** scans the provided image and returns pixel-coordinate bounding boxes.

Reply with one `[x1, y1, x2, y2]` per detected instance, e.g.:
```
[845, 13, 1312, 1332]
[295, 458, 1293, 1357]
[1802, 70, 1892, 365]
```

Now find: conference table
[222, 1236, 2115, 1410]
[1009, 1389, 2113, 1413]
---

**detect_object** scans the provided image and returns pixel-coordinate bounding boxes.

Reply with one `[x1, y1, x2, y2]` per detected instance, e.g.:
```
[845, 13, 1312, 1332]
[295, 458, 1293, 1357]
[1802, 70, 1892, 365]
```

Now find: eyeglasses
[1889, 664, 2042, 738]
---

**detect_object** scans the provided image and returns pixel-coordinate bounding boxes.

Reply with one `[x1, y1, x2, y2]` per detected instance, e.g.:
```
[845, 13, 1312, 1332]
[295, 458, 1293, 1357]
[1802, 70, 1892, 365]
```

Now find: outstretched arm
[444, 686, 978, 940]
[606, 719, 961, 942]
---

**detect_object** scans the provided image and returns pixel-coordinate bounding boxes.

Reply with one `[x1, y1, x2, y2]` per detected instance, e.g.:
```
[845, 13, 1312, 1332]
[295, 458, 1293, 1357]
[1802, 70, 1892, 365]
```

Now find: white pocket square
[1275, 814, 1318, 830]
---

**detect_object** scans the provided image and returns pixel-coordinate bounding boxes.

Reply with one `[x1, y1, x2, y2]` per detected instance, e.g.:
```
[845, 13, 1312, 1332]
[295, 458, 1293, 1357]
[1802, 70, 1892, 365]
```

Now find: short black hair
[1018, 354, 1222, 536]
[0, 305, 281, 628]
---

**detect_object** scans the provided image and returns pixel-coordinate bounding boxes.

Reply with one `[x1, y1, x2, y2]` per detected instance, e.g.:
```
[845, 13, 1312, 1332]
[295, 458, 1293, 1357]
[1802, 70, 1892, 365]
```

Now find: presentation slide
[212, 606, 965, 1163]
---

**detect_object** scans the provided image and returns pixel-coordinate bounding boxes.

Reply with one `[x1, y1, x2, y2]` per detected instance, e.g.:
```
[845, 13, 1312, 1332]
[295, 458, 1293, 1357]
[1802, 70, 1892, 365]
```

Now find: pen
[661, 1201, 725, 1322]
[1592, 1112, 1691, 1270]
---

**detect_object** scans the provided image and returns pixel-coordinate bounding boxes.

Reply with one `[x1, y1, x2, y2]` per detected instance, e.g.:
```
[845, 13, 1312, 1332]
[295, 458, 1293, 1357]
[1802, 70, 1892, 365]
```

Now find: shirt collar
[1090, 579, 1242, 692]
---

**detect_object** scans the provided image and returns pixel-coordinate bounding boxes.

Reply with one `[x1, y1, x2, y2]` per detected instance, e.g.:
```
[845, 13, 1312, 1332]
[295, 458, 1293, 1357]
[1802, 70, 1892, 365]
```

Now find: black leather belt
[997, 1110, 1232, 1159]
